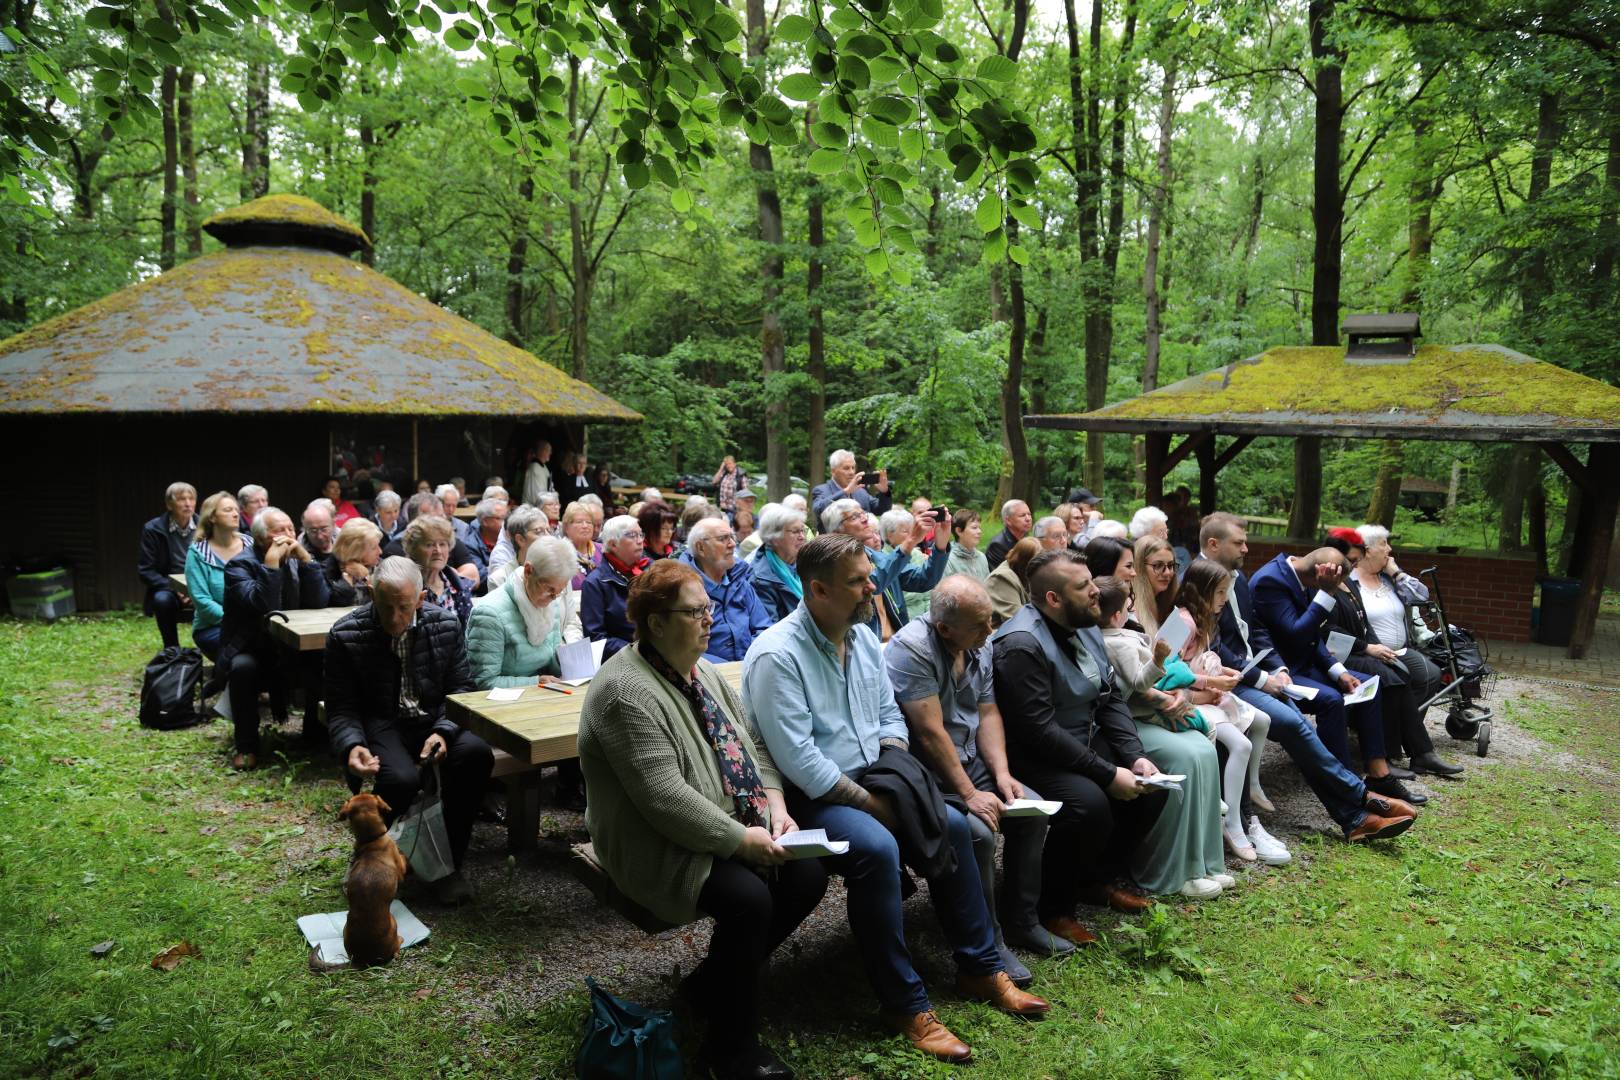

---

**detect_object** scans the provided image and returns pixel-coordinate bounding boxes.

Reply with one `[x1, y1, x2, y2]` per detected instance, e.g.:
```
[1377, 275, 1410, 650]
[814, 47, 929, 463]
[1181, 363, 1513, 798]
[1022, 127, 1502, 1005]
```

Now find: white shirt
[1359, 577, 1408, 648]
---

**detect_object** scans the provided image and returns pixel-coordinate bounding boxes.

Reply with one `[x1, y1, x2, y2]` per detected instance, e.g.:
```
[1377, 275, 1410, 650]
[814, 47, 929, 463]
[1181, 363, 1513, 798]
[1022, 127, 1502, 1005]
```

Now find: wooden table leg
[505, 771, 543, 852]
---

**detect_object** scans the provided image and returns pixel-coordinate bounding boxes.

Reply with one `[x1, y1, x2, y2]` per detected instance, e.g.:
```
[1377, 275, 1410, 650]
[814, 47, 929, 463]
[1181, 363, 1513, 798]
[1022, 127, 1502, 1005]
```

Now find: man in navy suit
[1248, 539, 1424, 805]
[1198, 514, 1420, 842]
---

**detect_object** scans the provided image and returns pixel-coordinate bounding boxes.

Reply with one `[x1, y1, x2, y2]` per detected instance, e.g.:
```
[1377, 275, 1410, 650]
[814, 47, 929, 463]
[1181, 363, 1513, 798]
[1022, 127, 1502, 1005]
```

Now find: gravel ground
[386, 674, 1615, 1033]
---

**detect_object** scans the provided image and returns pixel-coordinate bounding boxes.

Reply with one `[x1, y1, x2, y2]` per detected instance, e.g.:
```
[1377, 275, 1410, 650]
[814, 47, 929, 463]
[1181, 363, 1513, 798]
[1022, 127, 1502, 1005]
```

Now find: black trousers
[227, 651, 273, 754]
[370, 725, 494, 868]
[692, 857, 828, 1051]
[151, 589, 186, 650]
[1015, 743, 1166, 920]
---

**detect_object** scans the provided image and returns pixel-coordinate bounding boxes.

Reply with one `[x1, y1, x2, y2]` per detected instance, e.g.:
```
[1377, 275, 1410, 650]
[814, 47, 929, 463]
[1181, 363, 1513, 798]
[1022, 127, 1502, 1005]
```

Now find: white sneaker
[1219, 800, 1229, 815]
[1247, 816, 1292, 865]
[1209, 872, 1237, 889]
[1178, 877, 1223, 899]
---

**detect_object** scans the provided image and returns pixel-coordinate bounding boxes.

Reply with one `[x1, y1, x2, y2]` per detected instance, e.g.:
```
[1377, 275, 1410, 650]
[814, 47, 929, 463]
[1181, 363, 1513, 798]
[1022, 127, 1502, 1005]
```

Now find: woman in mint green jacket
[466, 536, 584, 689]
[184, 491, 245, 660]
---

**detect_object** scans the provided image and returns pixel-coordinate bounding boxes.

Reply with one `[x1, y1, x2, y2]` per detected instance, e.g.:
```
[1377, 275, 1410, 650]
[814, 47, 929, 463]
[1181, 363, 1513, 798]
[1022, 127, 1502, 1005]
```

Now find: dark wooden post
[1144, 432, 1170, 507]
[1568, 443, 1620, 660]
[1288, 436, 1323, 538]
[1196, 436, 1217, 515]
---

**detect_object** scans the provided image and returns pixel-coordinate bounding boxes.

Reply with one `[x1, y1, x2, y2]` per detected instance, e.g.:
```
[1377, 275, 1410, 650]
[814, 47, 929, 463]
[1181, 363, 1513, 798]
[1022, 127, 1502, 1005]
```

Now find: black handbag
[138, 646, 209, 730]
[575, 976, 682, 1079]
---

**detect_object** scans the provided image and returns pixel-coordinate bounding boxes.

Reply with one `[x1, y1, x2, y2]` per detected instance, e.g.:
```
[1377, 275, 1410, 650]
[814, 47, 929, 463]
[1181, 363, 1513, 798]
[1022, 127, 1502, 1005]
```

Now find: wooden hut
[0, 194, 640, 612]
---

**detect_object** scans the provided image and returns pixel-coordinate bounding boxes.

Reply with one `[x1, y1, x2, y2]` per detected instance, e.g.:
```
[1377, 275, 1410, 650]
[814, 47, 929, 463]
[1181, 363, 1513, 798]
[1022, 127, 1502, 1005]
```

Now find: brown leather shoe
[956, 971, 1050, 1017]
[1080, 882, 1156, 914]
[1347, 812, 1416, 843]
[1040, 915, 1098, 947]
[1363, 791, 1418, 820]
[884, 1010, 972, 1063]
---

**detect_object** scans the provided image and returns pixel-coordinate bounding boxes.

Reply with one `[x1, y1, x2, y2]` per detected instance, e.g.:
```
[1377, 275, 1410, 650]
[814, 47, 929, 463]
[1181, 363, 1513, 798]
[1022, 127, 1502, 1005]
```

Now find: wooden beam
[1568, 443, 1620, 659]
[1539, 441, 1590, 491]
[1144, 433, 1170, 507]
[1212, 435, 1256, 473]
[1161, 431, 1212, 474]
[1196, 436, 1217, 515]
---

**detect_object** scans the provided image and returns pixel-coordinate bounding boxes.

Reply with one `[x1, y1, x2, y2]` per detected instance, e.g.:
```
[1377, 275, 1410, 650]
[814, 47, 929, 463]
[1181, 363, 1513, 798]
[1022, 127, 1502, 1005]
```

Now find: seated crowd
[137, 452, 1461, 1077]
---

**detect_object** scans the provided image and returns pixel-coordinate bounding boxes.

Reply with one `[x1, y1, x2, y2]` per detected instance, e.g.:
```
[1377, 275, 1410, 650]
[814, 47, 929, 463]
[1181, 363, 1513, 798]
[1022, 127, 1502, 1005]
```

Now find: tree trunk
[1499, 445, 1535, 552]
[1596, 74, 1620, 283]
[1366, 442, 1403, 528]
[807, 183, 827, 490]
[1288, 438, 1323, 538]
[242, 35, 270, 199]
[1066, 0, 1105, 495]
[1142, 53, 1176, 396]
[567, 58, 592, 380]
[159, 63, 178, 271]
[1404, 98, 1433, 307]
[359, 117, 377, 266]
[505, 177, 534, 345]
[1308, 0, 1344, 347]
[1233, 153, 1264, 317]
[993, 0, 1032, 509]
[179, 69, 201, 255]
[1521, 91, 1561, 325]
[1527, 479, 1548, 575]
[746, 0, 788, 500]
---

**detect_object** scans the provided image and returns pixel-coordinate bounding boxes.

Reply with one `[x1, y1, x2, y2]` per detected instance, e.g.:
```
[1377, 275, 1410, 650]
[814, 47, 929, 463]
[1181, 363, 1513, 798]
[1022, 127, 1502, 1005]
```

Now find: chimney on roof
[1342, 312, 1421, 363]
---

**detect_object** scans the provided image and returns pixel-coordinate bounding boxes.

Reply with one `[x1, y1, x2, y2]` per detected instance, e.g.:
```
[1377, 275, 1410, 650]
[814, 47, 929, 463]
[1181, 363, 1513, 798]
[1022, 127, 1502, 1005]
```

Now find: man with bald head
[1249, 545, 1415, 804]
[985, 500, 1033, 572]
[886, 576, 1069, 976]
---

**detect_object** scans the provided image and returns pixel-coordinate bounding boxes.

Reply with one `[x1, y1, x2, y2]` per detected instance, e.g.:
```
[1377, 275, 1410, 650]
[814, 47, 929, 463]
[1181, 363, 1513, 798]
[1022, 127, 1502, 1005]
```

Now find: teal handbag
[575, 976, 683, 1079]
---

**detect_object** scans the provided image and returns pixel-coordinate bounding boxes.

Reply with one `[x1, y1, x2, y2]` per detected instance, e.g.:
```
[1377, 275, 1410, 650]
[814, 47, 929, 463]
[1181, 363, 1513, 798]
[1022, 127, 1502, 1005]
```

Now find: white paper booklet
[1238, 647, 1272, 678]
[1326, 630, 1356, 663]
[297, 900, 430, 967]
[557, 638, 607, 684]
[777, 829, 850, 859]
[1001, 799, 1062, 818]
[1343, 675, 1381, 706]
[1156, 609, 1192, 654]
[1137, 773, 1186, 791]
[1281, 683, 1319, 701]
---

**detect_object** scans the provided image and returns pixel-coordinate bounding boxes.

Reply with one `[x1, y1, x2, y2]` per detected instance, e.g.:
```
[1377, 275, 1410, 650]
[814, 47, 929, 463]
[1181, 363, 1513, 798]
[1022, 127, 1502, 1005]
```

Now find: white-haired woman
[1129, 506, 1170, 542]
[326, 518, 383, 605]
[403, 515, 473, 630]
[487, 505, 547, 590]
[748, 503, 809, 622]
[372, 488, 405, 541]
[581, 514, 649, 659]
[467, 536, 584, 689]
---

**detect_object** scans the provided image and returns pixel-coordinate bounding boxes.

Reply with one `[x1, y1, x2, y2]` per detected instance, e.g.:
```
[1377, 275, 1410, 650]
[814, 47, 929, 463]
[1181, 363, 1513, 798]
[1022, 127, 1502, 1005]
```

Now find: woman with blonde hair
[1131, 535, 1179, 638]
[326, 518, 383, 606]
[185, 491, 245, 660]
[560, 501, 604, 589]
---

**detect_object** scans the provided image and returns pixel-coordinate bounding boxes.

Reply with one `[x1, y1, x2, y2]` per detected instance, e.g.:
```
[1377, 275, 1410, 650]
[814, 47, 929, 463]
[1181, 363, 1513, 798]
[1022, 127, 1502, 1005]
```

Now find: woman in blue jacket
[185, 491, 246, 660]
[747, 502, 808, 623]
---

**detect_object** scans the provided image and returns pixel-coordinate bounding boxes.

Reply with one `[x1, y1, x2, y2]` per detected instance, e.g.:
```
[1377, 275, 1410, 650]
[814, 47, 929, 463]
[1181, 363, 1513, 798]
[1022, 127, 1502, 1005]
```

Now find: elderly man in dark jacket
[325, 556, 492, 904]
[138, 482, 197, 648]
[218, 506, 330, 770]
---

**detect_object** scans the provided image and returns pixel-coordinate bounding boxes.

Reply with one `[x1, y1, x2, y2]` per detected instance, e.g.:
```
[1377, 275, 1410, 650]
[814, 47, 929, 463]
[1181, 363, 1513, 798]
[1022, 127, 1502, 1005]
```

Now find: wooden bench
[568, 842, 680, 934]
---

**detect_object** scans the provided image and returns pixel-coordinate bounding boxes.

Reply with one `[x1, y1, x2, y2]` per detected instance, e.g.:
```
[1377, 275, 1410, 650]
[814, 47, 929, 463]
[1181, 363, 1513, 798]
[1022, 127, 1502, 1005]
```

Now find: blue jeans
[193, 623, 221, 660]
[789, 795, 1000, 1014]
[1237, 685, 1368, 836]
[1291, 669, 1385, 770]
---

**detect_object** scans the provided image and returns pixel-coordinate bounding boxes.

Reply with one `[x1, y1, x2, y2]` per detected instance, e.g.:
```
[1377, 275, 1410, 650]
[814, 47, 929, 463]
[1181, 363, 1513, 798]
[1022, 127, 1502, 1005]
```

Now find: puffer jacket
[324, 602, 474, 762]
[218, 548, 330, 670]
[677, 551, 773, 663]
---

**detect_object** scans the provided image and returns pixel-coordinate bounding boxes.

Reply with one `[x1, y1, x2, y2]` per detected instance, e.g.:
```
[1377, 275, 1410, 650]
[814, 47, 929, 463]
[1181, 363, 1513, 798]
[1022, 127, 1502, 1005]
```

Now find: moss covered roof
[203, 194, 371, 254]
[1026, 344, 1620, 443]
[0, 225, 641, 423]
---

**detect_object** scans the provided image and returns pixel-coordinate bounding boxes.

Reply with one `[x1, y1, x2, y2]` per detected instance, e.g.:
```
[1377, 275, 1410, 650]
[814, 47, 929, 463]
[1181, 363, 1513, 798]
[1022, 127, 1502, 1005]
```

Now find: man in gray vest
[992, 548, 1166, 949]
[885, 576, 1073, 987]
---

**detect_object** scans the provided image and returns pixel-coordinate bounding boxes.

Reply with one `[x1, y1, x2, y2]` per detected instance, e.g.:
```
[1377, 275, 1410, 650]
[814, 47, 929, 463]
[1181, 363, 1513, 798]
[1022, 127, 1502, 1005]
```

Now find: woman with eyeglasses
[581, 514, 650, 660]
[467, 535, 584, 689]
[679, 516, 774, 662]
[748, 503, 810, 623]
[1131, 536, 1181, 638]
[579, 559, 825, 1080]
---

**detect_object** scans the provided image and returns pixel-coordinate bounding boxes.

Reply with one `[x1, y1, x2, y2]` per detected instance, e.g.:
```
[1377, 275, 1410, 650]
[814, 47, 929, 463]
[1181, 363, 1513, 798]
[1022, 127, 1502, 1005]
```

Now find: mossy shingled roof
[0, 211, 641, 422]
[1025, 344, 1620, 443]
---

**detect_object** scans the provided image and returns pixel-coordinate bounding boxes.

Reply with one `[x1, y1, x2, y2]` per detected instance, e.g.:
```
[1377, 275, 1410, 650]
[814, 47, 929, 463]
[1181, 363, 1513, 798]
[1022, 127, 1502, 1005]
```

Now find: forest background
[3, 0, 1617, 574]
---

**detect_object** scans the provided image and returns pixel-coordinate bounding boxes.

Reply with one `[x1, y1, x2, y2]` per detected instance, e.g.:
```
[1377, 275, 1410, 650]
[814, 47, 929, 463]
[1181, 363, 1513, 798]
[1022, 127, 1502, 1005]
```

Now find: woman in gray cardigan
[578, 560, 826, 1080]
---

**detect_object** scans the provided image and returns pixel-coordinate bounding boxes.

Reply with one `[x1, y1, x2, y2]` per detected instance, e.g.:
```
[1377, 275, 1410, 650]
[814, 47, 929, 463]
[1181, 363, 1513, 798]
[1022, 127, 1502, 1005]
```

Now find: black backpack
[139, 646, 209, 730]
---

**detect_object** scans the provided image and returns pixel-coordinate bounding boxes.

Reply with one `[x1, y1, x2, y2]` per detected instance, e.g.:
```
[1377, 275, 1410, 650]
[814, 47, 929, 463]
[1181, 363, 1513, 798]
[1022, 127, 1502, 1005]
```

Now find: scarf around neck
[509, 568, 559, 646]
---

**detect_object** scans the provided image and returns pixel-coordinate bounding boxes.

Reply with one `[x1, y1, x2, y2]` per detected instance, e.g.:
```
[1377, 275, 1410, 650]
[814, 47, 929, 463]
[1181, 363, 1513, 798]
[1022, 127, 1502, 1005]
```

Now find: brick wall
[1242, 539, 1536, 643]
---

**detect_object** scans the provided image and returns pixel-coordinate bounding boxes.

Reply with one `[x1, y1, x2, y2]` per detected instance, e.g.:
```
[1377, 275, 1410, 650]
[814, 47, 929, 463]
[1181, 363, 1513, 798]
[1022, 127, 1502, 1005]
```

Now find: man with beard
[991, 548, 1166, 949]
[744, 533, 1048, 1064]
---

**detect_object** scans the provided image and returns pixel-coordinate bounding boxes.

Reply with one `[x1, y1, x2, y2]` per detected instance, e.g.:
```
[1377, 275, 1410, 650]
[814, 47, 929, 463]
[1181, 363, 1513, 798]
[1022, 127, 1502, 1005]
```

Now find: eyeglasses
[664, 602, 718, 622]
[1146, 560, 1177, 573]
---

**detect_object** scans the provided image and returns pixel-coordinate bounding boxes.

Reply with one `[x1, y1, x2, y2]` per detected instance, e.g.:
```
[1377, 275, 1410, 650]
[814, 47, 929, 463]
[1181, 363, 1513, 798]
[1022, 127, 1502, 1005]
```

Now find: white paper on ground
[777, 828, 850, 859]
[1326, 630, 1356, 662]
[297, 900, 430, 967]
[486, 686, 525, 702]
[1001, 799, 1062, 818]
[1342, 675, 1381, 706]
[1238, 647, 1273, 678]
[213, 689, 233, 722]
[1155, 609, 1192, 654]
[1281, 683, 1319, 701]
[557, 637, 600, 683]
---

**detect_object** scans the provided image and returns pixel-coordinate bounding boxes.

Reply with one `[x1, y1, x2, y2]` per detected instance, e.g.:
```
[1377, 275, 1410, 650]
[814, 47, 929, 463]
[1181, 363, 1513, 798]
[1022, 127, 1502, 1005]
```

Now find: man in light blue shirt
[743, 533, 1048, 1063]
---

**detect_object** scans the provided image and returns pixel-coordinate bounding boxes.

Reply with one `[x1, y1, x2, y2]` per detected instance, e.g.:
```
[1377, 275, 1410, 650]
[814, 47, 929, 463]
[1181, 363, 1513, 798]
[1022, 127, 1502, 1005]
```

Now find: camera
[864, 468, 893, 492]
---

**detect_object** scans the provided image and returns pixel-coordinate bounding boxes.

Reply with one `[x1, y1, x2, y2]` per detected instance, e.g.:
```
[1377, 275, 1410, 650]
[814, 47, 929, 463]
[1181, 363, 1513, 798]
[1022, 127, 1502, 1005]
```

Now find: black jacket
[218, 548, 330, 669]
[324, 603, 473, 762]
[853, 747, 956, 879]
[138, 514, 193, 612]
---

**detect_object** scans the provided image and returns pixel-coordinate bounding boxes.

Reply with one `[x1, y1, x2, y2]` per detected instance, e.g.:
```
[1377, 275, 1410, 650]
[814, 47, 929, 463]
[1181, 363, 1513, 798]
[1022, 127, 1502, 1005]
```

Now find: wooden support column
[1196, 436, 1217, 515]
[1568, 443, 1620, 660]
[1144, 432, 1170, 507]
[1287, 436, 1323, 539]
[411, 419, 420, 483]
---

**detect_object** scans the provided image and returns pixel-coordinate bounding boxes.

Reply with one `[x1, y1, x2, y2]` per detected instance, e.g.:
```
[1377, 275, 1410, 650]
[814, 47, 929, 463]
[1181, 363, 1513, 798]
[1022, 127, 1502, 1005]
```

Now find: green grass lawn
[3, 612, 1620, 1078]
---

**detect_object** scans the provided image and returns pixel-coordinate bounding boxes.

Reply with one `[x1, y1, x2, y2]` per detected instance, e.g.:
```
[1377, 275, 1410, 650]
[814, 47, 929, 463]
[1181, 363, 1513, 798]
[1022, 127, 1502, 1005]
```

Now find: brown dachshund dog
[338, 793, 408, 969]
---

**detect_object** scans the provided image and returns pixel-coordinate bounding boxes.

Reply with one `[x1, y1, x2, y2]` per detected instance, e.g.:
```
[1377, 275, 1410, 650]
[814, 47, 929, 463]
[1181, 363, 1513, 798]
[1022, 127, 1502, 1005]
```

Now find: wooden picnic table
[168, 572, 189, 598]
[268, 606, 357, 652]
[452, 505, 477, 520]
[446, 659, 744, 849]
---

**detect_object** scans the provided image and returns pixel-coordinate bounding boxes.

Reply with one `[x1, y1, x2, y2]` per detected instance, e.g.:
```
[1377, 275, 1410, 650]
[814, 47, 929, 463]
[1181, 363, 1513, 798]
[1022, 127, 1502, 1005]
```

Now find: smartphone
[931, 504, 950, 519]
[865, 468, 892, 492]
